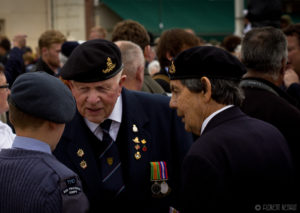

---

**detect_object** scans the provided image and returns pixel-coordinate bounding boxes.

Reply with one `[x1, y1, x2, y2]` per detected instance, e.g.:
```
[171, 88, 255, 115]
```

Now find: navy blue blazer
[181, 107, 297, 213]
[54, 88, 193, 213]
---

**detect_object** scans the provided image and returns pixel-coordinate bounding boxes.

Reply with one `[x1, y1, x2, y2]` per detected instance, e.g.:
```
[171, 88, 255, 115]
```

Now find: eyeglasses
[0, 83, 9, 89]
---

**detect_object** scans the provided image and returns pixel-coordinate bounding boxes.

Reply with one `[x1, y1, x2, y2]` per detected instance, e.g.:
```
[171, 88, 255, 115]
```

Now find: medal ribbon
[150, 161, 168, 181]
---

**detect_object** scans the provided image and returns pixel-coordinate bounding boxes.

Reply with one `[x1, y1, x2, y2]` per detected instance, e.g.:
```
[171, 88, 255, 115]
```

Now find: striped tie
[99, 119, 125, 198]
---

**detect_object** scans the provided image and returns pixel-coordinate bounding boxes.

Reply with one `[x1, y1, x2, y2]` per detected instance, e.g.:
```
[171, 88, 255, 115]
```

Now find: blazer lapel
[65, 112, 102, 194]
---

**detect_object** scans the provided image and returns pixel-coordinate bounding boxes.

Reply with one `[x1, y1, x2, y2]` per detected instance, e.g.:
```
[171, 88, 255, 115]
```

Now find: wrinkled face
[169, 80, 204, 135]
[70, 74, 125, 123]
[43, 43, 63, 69]
[287, 35, 300, 77]
[0, 73, 10, 114]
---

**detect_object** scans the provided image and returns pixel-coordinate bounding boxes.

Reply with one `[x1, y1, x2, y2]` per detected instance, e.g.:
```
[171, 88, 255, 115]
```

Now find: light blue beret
[10, 72, 76, 123]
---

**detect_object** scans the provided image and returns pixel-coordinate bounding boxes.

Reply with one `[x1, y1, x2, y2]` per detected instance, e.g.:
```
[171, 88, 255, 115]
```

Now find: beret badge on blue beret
[102, 57, 116, 74]
[169, 61, 176, 74]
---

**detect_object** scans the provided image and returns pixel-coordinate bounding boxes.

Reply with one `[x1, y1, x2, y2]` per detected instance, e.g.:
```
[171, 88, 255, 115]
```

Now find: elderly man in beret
[53, 39, 193, 212]
[0, 72, 89, 213]
[168, 46, 297, 212]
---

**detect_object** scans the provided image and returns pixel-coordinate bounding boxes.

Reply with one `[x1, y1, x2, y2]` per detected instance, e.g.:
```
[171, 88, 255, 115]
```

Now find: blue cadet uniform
[0, 137, 89, 213]
[54, 39, 193, 212]
[0, 72, 89, 213]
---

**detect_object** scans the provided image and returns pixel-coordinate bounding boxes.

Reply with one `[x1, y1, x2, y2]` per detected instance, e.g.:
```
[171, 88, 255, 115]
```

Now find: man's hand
[284, 68, 299, 88]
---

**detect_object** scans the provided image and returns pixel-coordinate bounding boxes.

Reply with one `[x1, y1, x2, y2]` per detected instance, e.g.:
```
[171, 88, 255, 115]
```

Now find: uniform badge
[80, 160, 87, 169]
[132, 124, 138, 132]
[169, 61, 176, 74]
[102, 57, 116, 74]
[134, 151, 141, 160]
[150, 161, 171, 197]
[77, 149, 84, 157]
[107, 157, 114, 165]
[62, 177, 82, 196]
[134, 144, 140, 150]
[132, 137, 140, 143]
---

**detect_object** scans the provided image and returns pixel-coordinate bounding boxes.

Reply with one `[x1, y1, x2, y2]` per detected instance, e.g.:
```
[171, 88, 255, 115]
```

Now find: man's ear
[200, 76, 212, 102]
[143, 45, 151, 60]
[118, 74, 127, 87]
[136, 65, 144, 82]
[41, 47, 48, 57]
[135, 65, 145, 90]
[166, 52, 173, 61]
[280, 57, 288, 75]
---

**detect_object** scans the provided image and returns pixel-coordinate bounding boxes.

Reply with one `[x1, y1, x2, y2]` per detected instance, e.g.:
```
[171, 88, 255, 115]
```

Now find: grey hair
[115, 40, 145, 80]
[241, 26, 287, 78]
[180, 78, 244, 106]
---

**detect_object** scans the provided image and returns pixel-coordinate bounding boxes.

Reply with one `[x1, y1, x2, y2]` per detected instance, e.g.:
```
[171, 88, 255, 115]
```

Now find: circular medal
[160, 181, 169, 194]
[151, 182, 161, 195]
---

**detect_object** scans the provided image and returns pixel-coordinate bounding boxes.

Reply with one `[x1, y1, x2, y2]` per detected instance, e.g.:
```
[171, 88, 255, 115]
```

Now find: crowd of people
[0, 15, 300, 213]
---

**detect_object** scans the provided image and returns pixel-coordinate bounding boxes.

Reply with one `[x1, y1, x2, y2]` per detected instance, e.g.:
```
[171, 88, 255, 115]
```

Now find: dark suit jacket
[4, 47, 25, 87]
[182, 107, 296, 213]
[241, 77, 300, 174]
[54, 88, 193, 213]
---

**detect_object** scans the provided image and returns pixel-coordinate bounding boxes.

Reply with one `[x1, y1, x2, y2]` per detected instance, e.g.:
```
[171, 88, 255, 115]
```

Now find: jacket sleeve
[4, 47, 25, 86]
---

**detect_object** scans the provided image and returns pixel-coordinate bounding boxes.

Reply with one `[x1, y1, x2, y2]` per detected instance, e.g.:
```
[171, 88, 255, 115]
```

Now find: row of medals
[132, 124, 170, 196]
[132, 124, 147, 160]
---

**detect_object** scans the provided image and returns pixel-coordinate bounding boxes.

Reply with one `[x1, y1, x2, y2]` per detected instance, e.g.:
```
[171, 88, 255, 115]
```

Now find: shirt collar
[84, 94, 123, 131]
[201, 105, 234, 135]
[12, 136, 52, 154]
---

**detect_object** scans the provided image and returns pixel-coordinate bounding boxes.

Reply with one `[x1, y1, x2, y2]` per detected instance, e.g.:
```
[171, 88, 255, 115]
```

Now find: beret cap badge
[169, 61, 176, 74]
[102, 57, 116, 74]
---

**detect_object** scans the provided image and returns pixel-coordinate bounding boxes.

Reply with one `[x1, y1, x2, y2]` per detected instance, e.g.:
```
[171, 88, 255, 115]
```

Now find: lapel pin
[107, 157, 114, 166]
[80, 160, 87, 169]
[134, 151, 141, 160]
[134, 144, 140, 150]
[132, 124, 138, 132]
[133, 137, 140, 143]
[77, 149, 84, 157]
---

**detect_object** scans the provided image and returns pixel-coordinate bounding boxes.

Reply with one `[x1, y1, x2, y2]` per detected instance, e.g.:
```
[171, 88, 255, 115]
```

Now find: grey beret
[10, 72, 76, 123]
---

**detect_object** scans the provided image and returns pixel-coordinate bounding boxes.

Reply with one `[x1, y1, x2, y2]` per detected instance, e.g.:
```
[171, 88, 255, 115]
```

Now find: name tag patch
[62, 177, 81, 196]
[62, 186, 82, 195]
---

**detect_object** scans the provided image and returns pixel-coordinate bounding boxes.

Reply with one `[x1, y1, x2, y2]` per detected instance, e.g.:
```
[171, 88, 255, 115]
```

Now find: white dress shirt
[85, 95, 122, 141]
[0, 120, 15, 150]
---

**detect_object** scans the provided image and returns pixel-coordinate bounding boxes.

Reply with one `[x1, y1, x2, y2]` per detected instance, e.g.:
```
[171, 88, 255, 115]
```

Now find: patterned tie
[99, 119, 125, 198]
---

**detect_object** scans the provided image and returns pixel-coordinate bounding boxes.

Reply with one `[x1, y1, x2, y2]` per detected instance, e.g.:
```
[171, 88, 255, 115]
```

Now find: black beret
[10, 72, 76, 123]
[169, 46, 246, 80]
[60, 39, 123, 82]
[61, 41, 79, 57]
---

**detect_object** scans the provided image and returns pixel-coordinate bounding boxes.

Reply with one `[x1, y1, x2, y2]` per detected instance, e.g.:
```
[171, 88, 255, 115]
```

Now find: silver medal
[160, 181, 169, 194]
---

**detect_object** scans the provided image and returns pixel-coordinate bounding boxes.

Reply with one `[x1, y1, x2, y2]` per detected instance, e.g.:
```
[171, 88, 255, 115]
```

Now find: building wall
[0, 0, 85, 52]
[94, 3, 122, 40]
[0, 0, 49, 52]
[53, 0, 85, 41]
